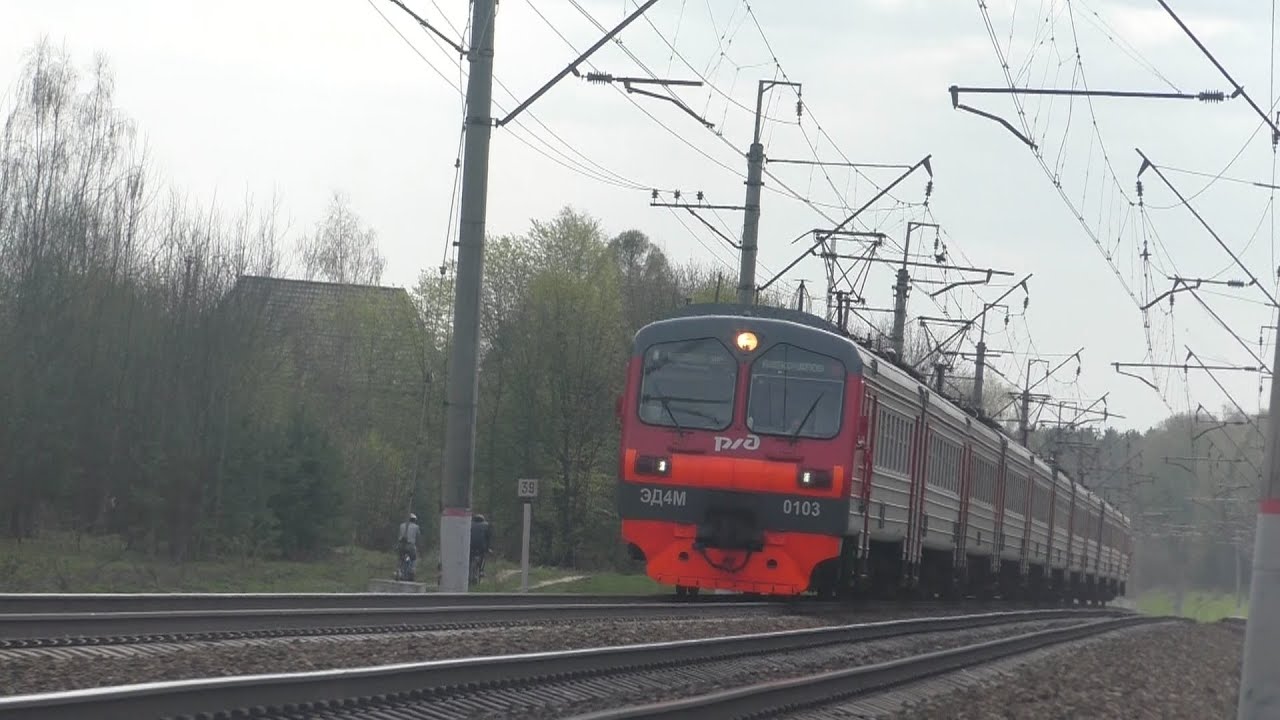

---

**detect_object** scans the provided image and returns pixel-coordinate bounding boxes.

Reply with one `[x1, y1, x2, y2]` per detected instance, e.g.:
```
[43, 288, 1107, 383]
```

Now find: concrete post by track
[438, 0, 496, 593]
[1237, 313, 1280, 718]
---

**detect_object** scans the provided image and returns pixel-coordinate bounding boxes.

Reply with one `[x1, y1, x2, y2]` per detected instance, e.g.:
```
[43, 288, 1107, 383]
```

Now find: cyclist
[396, 512, 421, 580]
[470, 514, 492, 583]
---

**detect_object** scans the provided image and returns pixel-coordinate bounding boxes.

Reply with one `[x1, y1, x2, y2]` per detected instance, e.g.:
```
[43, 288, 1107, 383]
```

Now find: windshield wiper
[641, 394, 726, 426]
[658, 395, 685, 433]
[641, 393, 723, 405]
[642, 340, 715, 375]
[789, 393, 825, 442]
[645, 382, 686, 433]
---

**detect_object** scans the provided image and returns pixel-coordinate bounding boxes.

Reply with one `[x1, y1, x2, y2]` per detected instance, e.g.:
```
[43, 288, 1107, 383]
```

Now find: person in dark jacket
[470, 514, 492, 581]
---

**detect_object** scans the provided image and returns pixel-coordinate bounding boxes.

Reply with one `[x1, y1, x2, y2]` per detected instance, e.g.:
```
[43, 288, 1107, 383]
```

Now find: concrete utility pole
[888, 226, 912, 360]
[1019, 358, 1034, 446]
[1238, 311, 1280, 719]
[971, 311, 989, 411]
[438, 0, 496, 593]
[889, 221, 939, 362]
[738, 79, 801, 305]
[738, 109, 763, 305]
[432, 0, 663, 593]
[889, 269, 909, 360]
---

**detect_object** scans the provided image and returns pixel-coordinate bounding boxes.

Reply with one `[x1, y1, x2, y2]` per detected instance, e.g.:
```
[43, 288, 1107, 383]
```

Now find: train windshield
[747, 344, 844, 439]
[638, 338, 736, 431]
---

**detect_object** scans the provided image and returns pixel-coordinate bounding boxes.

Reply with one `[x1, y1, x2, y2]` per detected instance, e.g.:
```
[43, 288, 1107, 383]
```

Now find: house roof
[227, 275, 421, 330]
[224, 274, 428, 404]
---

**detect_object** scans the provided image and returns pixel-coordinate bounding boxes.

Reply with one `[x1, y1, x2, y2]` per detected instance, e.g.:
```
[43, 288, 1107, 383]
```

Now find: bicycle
[395, 549, 416, 582]
[469, 551, 486, 585]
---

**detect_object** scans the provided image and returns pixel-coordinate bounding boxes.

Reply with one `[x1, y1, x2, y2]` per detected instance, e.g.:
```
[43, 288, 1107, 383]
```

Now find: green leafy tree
[269, 408, 346, 560]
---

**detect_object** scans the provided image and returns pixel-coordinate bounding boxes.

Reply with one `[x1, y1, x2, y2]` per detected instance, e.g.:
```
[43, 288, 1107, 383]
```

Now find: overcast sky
[4, 0, 1277, 435]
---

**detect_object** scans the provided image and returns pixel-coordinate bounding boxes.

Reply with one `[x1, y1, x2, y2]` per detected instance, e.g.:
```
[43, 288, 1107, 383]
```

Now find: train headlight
[735, 331, 759, 352]
[797, 468, 832, 489]
[635, 455, 672, 476]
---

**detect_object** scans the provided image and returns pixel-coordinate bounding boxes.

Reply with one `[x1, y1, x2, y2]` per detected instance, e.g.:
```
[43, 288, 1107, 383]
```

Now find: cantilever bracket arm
[1142, 277, 1200, 311]
[948, 86, 1037, 149]
[683, 207, 739, 248]
[1193, 422, 1232, 442]
[929, 269, 994, 298]
[1113, 362, 1160, 392]
[913, 273, 1033, 372]
[386, 0, 465, 54]
[761, 155, 933, 293]
[624, 82, 714, 129]
[497, 0, 661, 127]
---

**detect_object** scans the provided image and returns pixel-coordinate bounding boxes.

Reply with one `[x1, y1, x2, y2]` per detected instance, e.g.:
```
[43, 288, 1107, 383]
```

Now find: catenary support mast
[738, 101, 764, 305]
[971, 310, 988, 411]
[738, 79, 800, 304]
[439, 0, 496, 593]
[1238, 310, 1280, 718]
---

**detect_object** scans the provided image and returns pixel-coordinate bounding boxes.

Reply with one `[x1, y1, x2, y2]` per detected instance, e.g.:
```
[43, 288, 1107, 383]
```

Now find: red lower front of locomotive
[622, 518, 841, 595]
[618, 449, 849, 596]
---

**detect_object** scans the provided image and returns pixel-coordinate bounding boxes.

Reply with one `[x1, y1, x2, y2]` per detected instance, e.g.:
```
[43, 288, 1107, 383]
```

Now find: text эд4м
[639, 487, 688, 507]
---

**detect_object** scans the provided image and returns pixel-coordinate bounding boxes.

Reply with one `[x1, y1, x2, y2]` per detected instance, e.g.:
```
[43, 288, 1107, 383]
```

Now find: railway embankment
[822, 619, 1241, 719]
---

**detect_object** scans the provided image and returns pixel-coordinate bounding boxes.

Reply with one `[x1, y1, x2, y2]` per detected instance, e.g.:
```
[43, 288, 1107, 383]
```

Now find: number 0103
[782, 499, 821, 517]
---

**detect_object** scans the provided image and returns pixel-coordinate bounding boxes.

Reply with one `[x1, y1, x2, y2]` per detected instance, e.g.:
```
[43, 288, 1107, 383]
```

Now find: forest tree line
[0, 43, 776, 567]
[0, 44, 1261, 596]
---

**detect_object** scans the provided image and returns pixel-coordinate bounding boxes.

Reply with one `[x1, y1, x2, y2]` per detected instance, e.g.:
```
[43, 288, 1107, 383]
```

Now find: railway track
[0, 608, 1139, 720]
[567, 615, 1163, 719]
[0, 600, 780, 649]
[0, 591, 706, 614]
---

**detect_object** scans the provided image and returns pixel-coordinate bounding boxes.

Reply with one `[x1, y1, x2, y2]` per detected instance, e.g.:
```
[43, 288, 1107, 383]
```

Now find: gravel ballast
[0, 612, 1085, 699]
[262, 619, 1087, 720]
[0, 611, 924, 696]
[826, 620, 1242, 719]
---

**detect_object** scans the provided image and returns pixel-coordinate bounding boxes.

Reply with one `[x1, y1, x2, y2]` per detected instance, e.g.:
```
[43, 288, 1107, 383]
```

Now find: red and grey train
[617, 304, 1131, 602]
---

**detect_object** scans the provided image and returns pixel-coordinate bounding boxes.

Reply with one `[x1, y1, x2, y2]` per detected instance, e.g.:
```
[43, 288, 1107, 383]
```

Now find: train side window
[969, 453, 996, 506]
[874, 407, 912, 474]
[1035, 482, 1050, 522]
[927, 433, 961, 494]
[1005, 470, 1027, 515]
[638, 337, 737, 431]
[747, 344, 845, 439]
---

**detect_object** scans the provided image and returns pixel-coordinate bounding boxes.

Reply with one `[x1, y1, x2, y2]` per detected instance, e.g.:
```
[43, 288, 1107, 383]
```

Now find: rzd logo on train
[713, 434, 761, 452]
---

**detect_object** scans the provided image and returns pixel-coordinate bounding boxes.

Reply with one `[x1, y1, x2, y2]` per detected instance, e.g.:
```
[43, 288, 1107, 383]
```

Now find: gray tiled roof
[224, 275, 429, 435]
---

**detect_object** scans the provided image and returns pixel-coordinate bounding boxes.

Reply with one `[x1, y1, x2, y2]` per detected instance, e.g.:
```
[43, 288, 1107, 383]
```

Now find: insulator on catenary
[585, 72, 613, 84]
[1198, 90, 1226, 103]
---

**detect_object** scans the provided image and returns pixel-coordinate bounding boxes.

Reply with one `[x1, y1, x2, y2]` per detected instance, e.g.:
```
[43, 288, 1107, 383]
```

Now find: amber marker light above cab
[735, 331, 759, 352]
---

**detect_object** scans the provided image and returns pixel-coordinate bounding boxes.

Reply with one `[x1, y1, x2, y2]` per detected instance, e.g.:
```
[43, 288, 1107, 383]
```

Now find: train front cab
[617, 313, 859, 596]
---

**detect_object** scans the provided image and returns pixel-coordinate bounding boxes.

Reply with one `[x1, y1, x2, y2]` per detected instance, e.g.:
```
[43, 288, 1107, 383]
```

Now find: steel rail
[0, 592, 696, 614]
[0, 591, 1096, 614]
[565, 615, 1163, 719]
[0, 608, 1130, 720]
[0, 601, 776, 645]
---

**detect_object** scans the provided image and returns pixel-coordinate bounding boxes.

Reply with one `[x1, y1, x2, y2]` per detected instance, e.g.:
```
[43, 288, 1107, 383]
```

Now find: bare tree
[296, 191, 385, 285]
